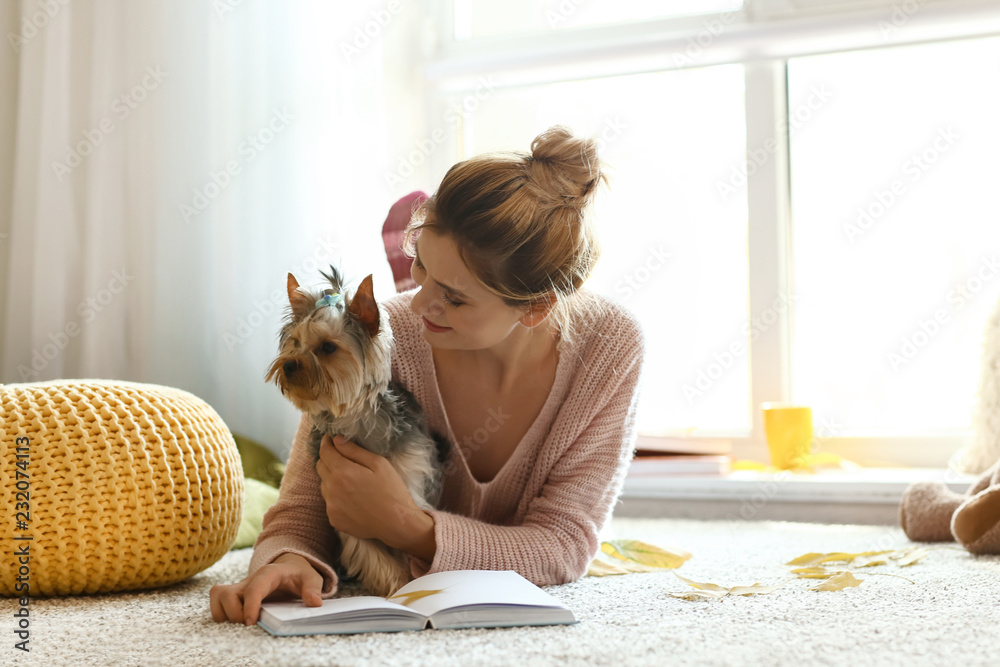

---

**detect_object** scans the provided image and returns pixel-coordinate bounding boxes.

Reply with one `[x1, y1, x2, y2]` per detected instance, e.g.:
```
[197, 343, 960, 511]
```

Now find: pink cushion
[382, 191, 427, 293]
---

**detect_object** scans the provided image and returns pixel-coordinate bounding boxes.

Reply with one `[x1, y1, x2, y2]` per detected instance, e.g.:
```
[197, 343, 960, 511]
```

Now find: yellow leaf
[786, 552, 826, 566]
[731, 459, 770, 471]
[586, 558, 664, 577]
[727, 583, 783, 596]
[810, 571, 863, 591]
[668, 590, 727, 601]
[892, 547, 930, 567]
[600, 540, 692, 570]
[669, 573, 786, 601]
[586, 559, 627, 577]
[673, 573, 729, 593]
[386, 588, 446, 606]
[818, 553, 860, 564]
[786, 550, 892, 567]
[790, 567, 838, 579]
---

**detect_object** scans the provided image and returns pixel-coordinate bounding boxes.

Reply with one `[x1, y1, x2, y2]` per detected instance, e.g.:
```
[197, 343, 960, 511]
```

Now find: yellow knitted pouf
[0, 379, 244, 597]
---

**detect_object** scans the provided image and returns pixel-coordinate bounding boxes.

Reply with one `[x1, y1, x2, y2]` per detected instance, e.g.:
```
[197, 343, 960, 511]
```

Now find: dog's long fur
[266, 267, 444, 596]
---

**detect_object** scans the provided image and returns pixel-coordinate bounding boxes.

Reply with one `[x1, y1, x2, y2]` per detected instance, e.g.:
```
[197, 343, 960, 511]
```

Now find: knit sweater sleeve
[247, 412, 341, 598]
[407, 330, 645, 587]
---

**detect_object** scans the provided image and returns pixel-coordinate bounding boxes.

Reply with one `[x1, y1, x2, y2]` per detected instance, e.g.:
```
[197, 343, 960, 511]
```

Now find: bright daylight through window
[439, 1, 1000, 454]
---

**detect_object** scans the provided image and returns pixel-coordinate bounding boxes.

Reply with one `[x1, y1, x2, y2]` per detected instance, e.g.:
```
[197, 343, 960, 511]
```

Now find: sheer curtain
[0, 0, 407, 452]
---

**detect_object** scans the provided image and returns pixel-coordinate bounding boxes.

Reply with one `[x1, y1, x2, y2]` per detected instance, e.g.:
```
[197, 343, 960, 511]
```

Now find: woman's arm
[389, 509, 437, 561]
[407, 335, 645, 586]
[248, 413, 342, 597]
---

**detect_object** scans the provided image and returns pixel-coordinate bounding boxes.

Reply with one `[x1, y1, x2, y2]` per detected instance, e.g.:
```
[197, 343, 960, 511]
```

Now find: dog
[266, 266, 444, 596]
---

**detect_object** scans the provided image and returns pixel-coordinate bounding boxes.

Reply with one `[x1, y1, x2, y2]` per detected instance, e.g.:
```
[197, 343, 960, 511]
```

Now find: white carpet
[5, 517, 1000, 666]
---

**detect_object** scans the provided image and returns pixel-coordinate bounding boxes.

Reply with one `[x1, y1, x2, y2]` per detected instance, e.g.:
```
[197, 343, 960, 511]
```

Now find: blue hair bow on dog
[315, 292, 344, 310]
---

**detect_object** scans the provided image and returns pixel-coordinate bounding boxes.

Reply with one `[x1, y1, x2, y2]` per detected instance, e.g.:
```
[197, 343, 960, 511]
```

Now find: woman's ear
[519, 294, 557, 328]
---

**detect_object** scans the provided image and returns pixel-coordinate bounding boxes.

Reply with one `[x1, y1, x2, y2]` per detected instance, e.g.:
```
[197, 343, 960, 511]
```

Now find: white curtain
[0, 0, 408, 452]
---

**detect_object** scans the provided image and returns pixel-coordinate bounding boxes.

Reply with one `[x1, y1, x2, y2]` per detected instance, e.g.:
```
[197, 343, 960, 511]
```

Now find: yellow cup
[761, 403, 814, 469]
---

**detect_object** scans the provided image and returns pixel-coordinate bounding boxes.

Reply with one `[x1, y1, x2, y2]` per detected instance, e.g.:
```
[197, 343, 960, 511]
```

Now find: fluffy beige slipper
[952, 486, 1000, 555]
[899, 482, 966, 542]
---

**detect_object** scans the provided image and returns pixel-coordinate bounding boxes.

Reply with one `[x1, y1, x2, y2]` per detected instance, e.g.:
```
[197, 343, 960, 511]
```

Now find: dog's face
[266, 268, 393, 417]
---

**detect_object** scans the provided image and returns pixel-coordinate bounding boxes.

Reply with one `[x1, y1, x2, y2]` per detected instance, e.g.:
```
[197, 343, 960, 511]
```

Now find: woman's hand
[209, 553, 327, 626]
[316, 434, 428, 546]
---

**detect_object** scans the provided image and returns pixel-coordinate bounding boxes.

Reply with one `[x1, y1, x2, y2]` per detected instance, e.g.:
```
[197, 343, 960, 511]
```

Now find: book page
[261, 596, 421, 622]
[386, 570, 569, 617]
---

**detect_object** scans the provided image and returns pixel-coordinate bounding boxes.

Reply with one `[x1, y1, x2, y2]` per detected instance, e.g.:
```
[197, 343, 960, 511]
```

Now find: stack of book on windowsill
[627, 435, 733, 477]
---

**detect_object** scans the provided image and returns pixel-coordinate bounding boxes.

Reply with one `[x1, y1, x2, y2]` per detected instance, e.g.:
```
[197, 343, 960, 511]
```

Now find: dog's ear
[286, 273, 313, 320]
[348, 274, 380, 338]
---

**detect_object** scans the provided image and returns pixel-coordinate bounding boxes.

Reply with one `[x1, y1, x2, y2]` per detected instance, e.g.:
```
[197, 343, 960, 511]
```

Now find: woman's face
[409, 230, 532, 350]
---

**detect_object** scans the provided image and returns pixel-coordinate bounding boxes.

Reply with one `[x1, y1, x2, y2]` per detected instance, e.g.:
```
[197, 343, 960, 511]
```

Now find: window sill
[616, 468, 976, 526]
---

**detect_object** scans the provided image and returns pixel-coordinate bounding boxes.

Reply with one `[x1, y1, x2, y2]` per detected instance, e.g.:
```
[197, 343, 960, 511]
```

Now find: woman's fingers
[300, 564, 325, 608]
[210, 582, 248, 624]
[243, 558, 327, 626]
[241, 566, 287, 626]
[209, 555, 331, 626]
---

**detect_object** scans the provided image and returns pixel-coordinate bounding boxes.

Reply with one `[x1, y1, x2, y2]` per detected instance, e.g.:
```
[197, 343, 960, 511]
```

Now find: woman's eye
[318, 342, 337, 355]
[442, 293, 464, 307]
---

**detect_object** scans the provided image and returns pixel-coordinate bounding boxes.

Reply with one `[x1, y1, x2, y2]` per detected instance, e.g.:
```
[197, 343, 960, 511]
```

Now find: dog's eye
[318, 341, 338, 355]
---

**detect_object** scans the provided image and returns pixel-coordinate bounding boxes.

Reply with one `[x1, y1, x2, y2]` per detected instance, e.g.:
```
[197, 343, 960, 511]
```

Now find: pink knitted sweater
[249, 289, 645, 594]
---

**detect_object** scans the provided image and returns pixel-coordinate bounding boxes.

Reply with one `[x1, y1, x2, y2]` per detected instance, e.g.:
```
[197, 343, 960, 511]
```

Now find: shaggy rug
[4, 517, 999, 666]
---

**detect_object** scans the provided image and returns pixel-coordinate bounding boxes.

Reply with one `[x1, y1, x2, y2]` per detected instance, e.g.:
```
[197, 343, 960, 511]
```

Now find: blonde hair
[403, 125, 607, 344]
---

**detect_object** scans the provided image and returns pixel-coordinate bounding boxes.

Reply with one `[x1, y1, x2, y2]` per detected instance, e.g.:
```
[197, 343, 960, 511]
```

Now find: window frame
[419, 0, 1000, 467]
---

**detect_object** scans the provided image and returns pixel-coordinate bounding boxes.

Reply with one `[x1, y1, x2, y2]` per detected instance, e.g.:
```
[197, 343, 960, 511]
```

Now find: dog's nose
[283, 360, 299, 375]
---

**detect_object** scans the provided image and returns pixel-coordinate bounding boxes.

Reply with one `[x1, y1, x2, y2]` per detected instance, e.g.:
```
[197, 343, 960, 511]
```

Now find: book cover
[257, 569, 577, 636]
[628, 453, 732, 476]
[635, 434, 733, 455]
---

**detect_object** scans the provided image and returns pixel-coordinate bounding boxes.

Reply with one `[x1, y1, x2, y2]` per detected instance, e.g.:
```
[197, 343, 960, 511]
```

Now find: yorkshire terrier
[266, 266, 444, 597]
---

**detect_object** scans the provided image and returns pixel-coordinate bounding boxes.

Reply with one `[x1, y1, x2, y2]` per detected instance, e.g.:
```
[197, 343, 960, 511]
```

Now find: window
[453, 0, 744, 40]
[418, 0, 1000, 464]
[461, 66, 749, 435]
[787, 36, 1000, 436]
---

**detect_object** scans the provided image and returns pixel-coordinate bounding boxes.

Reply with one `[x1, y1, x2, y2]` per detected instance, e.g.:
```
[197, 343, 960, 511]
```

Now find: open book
[257, 569, 577, 636]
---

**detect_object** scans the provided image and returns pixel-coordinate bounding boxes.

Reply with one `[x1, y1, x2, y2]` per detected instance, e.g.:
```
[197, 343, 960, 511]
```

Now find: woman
[210, 126, 645, 626]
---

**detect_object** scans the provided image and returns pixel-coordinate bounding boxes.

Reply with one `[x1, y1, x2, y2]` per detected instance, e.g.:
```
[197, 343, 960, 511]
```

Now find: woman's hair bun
[403, 124, 608, 344]
[528, 125, 606, 210]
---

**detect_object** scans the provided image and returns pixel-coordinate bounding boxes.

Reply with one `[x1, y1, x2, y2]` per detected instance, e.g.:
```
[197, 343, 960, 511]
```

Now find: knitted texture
[250, 289, 644, 592]
[0, 379, 244, 596]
